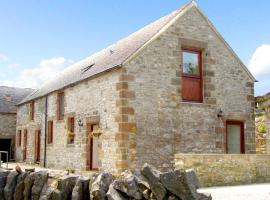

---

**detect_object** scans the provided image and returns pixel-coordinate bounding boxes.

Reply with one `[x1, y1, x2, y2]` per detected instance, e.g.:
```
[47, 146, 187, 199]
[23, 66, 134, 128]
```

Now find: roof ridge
[19, 2, 191, 105]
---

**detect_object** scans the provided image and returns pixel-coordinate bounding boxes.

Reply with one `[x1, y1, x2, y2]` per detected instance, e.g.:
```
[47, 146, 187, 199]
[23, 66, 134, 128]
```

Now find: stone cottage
[0, 86, 33, 162]
[16, 1, 256, 173]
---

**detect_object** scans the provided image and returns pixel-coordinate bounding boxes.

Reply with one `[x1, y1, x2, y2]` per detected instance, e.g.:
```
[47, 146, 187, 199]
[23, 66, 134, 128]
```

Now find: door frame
[181, 47, 203, 103]
[86, 123, 98, 171]
[226, 121, 245, 154]
[23, 129, 28, 161]
[36, 130, 41, 163]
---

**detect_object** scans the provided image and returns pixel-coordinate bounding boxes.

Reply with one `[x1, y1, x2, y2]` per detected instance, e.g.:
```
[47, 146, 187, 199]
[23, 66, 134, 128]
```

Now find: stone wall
[0, 113, 16, 138]
[16, 69, 121, 173]
[15, 5, 255, 173]
[0, 163, 211, 200]
[124, 5, 255, 171]
[175, 154, 270, 187]
[0, 113, 16, 160]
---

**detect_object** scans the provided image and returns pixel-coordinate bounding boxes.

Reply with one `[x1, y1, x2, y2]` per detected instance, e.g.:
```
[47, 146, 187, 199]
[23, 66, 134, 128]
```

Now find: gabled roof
[19, 1, 256, 105]
[0, 86, 33, 113]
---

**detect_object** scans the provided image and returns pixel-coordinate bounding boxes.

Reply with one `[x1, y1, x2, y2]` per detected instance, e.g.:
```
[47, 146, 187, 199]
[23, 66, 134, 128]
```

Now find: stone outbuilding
[256, 93, 270, 154]
[0, 86, 33, 162]
[15, 1, 256, 173]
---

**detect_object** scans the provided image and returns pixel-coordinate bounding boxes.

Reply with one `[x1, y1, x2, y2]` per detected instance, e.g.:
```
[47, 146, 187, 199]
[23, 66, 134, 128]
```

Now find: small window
[48, 121, 53, 144]
[18, 130, 22, 146]
[183, 51, 199, 76]
[29, 101, 35, 120]
[67, 117, 75, 144]
[182, 48, 203, 102]
[57, 92, 65, 120]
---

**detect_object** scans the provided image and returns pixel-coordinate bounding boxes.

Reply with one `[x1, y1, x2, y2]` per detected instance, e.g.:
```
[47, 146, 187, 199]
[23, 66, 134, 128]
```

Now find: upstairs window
[57, 92, 65, 120]
[67, 117, 75, 144]
[29, 101, 35, 120]
[48, 121, 53, 144]
[182, 48, 203, 102]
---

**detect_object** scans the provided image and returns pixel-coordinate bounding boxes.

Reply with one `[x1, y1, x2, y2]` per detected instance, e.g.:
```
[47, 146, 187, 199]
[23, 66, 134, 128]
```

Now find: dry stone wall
[0, 164, 211, 200]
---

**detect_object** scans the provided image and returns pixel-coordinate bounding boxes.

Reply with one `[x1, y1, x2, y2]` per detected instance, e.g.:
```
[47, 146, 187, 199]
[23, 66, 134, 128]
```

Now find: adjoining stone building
[16, 1, 256, 173]
[256, 92, 270, 154]
[0, 86, 33, 162]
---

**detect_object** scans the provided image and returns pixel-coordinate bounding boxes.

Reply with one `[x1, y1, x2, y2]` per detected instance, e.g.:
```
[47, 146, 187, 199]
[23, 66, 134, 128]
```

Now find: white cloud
[7, 63, 20, 69]
[0, 57, 73, 89]
[248, 44, 270, 79]
[0, 54, 9, 62]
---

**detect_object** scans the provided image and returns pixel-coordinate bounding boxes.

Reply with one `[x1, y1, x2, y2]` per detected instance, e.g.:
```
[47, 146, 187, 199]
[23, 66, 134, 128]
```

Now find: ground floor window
[23, 129, 28, 161]
[226, 121, 245, 154]
[17, 130, 22, 146]
[67, 117, 75, 144]
[47, 121, 53, 144]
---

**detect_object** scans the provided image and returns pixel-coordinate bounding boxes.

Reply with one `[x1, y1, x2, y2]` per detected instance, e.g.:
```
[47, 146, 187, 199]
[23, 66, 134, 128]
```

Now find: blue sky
[0, 0, 269, 96]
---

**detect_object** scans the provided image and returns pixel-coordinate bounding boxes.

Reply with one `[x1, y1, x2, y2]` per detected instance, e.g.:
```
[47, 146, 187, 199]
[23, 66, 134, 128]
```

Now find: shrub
[258, 124, 267, 134]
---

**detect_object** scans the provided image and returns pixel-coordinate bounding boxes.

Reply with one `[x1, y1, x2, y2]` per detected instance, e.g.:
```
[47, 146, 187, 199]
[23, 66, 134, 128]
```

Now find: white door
[226, 122, 244, 154]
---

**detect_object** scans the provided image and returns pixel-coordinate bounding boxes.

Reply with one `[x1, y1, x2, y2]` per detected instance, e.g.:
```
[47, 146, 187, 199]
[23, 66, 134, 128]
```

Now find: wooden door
[87, 123, 99, 170]
[182, 48, 203, 102]
[226, 121, 245, 154]
[23, 130, 28, 161]
[36, 130, 41, 163]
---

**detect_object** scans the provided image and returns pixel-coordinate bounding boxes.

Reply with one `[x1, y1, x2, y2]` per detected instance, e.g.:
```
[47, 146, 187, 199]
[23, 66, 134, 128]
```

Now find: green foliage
[258, 124, 267, 134]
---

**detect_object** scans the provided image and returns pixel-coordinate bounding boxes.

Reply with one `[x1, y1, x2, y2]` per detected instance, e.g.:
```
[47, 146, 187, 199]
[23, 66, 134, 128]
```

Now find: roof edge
[17, 65, 122, 106]
[122, 1, 193, 66]
[123, 1, 256, 82]
[194, 5, 256, 82]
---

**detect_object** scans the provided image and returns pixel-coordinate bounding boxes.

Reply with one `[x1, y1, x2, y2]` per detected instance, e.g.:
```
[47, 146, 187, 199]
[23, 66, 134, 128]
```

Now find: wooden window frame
[23, 129, 28, 161]
[47, 121, 54, 144]
[18, 130, 22, 146]
[181, 48, 203, 103]
[36, 129, 41, 163]
[57, 92, 65, 120]
[226, 121, 245, 154]
[67, 117, 75, 144]
[29, 101, 35, 120]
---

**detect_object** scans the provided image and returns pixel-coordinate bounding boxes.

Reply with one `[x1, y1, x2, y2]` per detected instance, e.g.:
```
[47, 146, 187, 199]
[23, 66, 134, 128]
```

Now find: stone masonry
[15, 2, 255, 173]
[124, 5, 255, 171]
[0, 86, 32, 161]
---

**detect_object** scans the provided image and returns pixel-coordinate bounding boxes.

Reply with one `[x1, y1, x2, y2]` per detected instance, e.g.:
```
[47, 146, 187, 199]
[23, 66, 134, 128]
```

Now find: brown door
[23, 130, 28, 161]
[226, 121, 245, 154]
[86, 123, 99, 170]
[36, 130, 41, 163]
[182, 48, 203, 102]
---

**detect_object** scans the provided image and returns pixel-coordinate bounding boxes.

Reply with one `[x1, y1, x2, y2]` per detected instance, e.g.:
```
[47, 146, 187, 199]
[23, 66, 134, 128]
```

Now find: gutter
[43, 95, 48, 168]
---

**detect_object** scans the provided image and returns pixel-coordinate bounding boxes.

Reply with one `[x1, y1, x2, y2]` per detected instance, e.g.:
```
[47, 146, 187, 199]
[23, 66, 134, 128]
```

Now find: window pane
[227, 125, 241, 154]
[183, 51, 199, 75]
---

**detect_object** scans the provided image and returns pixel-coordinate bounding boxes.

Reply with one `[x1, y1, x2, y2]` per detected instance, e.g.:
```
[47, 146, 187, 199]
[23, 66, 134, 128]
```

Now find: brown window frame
[23, 129, 28, 161]
[57, 92, 65, 120]
[47, 121, 54, 144]
[67, 117, 75, 144]
[181, 48, 203, 103]
[29, 101, 35, 120]
[18, 130, 22, 146]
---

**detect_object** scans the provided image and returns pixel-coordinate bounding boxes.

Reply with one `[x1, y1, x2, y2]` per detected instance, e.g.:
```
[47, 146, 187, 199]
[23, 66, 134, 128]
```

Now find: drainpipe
[44, 96, 48, 168]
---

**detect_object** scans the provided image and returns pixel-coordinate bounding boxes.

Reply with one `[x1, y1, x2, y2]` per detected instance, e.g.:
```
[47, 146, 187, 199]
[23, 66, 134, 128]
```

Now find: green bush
[258, 124, 267, 134]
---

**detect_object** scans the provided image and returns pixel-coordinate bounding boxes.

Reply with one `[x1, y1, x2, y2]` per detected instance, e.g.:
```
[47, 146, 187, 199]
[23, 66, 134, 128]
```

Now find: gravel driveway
[198, 183, 270, 200]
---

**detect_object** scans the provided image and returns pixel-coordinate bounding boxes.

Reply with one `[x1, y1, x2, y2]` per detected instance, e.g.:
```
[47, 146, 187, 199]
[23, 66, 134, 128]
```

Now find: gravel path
[199, 183, 270, 200]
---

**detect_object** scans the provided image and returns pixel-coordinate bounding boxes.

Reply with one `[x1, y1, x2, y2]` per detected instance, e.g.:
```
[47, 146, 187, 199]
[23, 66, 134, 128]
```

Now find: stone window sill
[66, 144, 75, 147]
